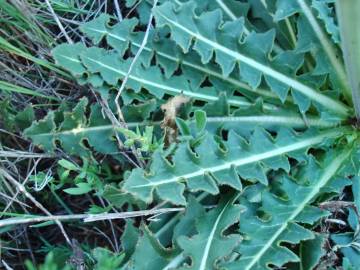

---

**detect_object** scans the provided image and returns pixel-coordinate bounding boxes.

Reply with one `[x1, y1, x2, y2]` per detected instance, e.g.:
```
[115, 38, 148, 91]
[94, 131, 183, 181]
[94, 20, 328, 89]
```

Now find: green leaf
[176, 117, 191, 137]
[79, 14, 110, 45]
[52, 42, 87, 77]
[331, 232, 360, 268]
[172, 195, 206, 243]
[201, 98, 339, 138]
[87, 205, 111, 214]
[15, 105, 35, 130]
[275, 0, 351, 102]
[128, 226, 171, 270]
[123, 128, 342, 205]
[58, 159, 78, 171]
[121, 220, 140, 260]
[300, 233, 327, 270]
[92, 248, 124, 270]
[25, 252, 71, 270]
[24, 99, 118, 155]
[194, 110, 206, 133]
[102, 185, 146, 208]
[176, 193, 242, 270]
[24, 110, 57, 151]
[53, 44, 253, 108]
[224, 147, 353, 270]
[342, 257, 357, 270]
[79, 14, 277, 102]
[64, 182, 92, 195]
[312, 0, 340, 44]
[153, 1, 349, 116]
[274, 0, 301, 21]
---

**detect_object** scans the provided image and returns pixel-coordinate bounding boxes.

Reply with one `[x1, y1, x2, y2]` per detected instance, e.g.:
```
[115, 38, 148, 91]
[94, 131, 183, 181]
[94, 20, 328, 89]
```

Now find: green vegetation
[1, 0, 360, 269]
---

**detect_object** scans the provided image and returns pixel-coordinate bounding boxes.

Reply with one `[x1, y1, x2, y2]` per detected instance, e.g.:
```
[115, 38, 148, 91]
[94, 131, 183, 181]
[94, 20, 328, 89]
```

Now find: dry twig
[0, 207, 185, 227]
[114, 0, 158, 122]
[0, 168, 72, 245]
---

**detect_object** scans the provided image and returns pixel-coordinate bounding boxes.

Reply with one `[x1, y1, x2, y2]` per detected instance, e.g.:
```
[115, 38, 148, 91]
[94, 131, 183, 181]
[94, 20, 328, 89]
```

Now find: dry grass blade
[0, 150, 53, 158]
[114, 0, 159, 123]
[0, 207, 185, 227]
[43, 0, 73, 44]
[0, 168, 72, 245]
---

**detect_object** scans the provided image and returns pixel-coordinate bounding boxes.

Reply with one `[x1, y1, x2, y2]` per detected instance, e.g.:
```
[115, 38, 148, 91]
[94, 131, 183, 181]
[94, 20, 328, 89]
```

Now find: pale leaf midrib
[297, 0, 350, 99]
[87, 26, 278, 100]
[131, 131, 339, 189]
[29, 116, 335, 138]
[155, 8, 349, 116]
[84, 56, 252, 107]
[199, 199, 231, 270]
[206, 115, 336, 127]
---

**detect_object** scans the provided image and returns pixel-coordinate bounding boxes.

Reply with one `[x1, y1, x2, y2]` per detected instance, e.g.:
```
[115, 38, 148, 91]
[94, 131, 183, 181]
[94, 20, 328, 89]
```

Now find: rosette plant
[23, 0, 360, 269]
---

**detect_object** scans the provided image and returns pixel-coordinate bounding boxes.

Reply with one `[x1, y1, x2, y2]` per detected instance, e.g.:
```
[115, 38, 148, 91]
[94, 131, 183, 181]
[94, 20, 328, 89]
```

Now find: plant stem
[336, 0, 360, 120]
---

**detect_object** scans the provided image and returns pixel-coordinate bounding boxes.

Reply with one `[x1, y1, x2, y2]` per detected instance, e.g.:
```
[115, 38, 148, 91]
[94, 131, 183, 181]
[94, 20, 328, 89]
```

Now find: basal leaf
[312, 0, 340, 44]
[153, 1, 350, 116]
[79, 14, 278, 102]
[224, 148, 353, 270]
[275, 0, 350, 101]
[127, 226, 172, 270]
[53, 44, 253, 108]
[123, 128, 342, 205]
[176, 193, 242, 270]
[172, 195, 206, 244]
[24, 98, 119, 155]
[121, 220, 140, 261]
[331, 233, 360, 269]
[300, 233, 327, 270]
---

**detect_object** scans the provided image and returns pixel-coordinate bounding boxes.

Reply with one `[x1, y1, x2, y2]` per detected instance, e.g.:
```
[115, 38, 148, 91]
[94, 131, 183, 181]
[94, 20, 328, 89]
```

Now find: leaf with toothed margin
[53, 43, 252, 108]
[52, 43, 87, 76]
[312, 0, 340, 44]
[23, 111, 57, 151]
[52, 43, 104, 88]
[176, 193, 243, 270]
[122, 127, 342, 205]
[127, 225, 172, 270]
[274, 0, 301, 21]
[300, 233, 327, 270]
[24, 98, 118, 156]
[152, 1, 349, 116]
[79, 14, 279, 102]
[223, 148, 353, 270]
[274, 0, 350, 101]
[275, 0, 339, 44]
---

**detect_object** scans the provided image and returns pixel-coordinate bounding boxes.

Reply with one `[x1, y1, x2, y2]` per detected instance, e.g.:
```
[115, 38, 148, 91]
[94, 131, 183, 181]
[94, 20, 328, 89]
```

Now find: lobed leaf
[79, 14, 278, 102]
[153, 1, 350, 116]
[176, 193, 243, 270]
[275, 0, 350, 101]
[52, 44, 254, 108]
[123, 127, 342, 205]
[224, 148, 353, 269]
[24, 98, 118, 155]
